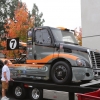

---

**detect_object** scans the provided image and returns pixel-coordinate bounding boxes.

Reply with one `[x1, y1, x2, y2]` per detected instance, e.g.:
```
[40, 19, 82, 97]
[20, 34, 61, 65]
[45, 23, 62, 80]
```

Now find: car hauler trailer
[4, 79, 100, 100]
[0, 75, 100, 100]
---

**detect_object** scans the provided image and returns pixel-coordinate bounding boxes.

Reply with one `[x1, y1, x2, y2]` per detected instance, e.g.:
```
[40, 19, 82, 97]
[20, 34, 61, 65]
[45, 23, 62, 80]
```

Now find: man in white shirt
[1, 60, 11, 100]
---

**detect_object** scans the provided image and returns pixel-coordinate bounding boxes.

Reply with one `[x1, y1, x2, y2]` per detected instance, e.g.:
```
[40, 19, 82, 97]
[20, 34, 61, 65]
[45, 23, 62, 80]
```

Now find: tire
[51, 61, 72, 84]
[13, 85, 26, 99]
[0, 60, 4, 69]
[0, 60, 4, 67]
[29, 88, 43, 100]
[0, 60, 4, 81]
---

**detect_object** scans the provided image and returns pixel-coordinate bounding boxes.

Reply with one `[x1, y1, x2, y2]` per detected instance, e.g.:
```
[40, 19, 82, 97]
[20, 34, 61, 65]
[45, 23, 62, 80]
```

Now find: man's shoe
[1, 96, 8, 100]
[5, 96, 9, 100]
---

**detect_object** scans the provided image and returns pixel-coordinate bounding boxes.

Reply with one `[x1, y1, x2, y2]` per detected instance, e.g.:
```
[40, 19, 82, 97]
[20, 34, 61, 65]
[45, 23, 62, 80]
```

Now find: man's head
[4, 60, 9, 66]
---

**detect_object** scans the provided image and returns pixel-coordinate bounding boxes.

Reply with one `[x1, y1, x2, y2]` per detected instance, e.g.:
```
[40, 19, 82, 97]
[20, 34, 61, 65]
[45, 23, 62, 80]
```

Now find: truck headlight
[76, 58, 90, 67]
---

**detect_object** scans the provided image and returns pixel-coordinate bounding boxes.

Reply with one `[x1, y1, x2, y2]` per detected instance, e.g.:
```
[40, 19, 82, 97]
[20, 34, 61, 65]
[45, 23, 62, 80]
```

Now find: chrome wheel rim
[55, 65, 67, 80]
[32, 88, 40, 99]
[15, 86, 22, 97]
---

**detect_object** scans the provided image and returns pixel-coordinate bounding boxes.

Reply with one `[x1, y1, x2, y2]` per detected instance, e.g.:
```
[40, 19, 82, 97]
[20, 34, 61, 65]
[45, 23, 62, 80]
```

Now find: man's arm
[3, 72, 8, 83]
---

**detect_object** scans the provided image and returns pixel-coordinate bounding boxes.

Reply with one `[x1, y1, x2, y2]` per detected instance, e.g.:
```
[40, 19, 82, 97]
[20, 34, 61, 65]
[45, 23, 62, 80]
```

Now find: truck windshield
[51, 28, 79, 45]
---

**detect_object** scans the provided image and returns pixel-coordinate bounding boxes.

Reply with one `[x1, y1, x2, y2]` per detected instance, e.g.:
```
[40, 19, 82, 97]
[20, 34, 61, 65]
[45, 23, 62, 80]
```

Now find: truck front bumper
[93, 68, 100, 79]
[72, 67, 94, 82]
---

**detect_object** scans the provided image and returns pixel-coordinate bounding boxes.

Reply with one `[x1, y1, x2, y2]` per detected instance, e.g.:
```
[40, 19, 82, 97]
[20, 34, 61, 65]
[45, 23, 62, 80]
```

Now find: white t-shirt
[1, 65, 10, 81]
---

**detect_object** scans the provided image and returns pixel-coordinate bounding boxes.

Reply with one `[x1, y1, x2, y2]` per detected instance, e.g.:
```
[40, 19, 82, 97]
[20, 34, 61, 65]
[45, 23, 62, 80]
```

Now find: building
[81, 0, 100, 50]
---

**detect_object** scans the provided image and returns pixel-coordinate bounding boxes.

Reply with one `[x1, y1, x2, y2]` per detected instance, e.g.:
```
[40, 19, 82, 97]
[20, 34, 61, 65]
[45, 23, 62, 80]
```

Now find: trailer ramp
[80, 80, 100, 87]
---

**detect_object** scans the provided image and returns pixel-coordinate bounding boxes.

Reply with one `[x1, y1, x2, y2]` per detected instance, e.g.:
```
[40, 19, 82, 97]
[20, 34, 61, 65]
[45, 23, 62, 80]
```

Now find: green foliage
[0, 0, 19, 33]
[32, 4, 45, 27]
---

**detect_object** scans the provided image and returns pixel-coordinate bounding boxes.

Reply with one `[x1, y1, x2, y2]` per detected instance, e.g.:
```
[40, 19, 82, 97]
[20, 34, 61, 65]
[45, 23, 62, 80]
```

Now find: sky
[21, 0, 81, 30]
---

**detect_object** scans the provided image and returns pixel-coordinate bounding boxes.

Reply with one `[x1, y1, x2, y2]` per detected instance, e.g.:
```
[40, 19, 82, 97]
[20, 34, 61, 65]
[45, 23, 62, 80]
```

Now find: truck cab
[22, 26, 95, 84]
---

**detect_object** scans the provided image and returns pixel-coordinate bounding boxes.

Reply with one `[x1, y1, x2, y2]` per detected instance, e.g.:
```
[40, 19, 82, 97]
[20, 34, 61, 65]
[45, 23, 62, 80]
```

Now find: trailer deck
[9, 78, 100, 100]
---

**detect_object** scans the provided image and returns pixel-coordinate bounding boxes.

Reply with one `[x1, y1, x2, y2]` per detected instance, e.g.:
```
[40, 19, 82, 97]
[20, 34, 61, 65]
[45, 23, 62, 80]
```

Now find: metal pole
[68, 92, 75, 100]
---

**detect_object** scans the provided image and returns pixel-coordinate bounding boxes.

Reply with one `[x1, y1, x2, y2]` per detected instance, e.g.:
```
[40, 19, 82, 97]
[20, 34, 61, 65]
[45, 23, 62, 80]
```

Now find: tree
[0, 0, 19, 33]
[32, 4, 45, 27]
[1, 2, 34, 58]
[4, 2, 34, 42]
[74, 27, 82, 46]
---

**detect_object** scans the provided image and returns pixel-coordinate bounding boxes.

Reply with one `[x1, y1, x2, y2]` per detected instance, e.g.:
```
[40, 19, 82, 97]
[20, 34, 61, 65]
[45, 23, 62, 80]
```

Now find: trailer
[4, 78, 100, 100]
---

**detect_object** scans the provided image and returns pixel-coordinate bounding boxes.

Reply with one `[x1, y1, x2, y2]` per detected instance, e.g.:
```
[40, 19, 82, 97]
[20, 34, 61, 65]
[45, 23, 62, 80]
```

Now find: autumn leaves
[4, 3, 34, 42]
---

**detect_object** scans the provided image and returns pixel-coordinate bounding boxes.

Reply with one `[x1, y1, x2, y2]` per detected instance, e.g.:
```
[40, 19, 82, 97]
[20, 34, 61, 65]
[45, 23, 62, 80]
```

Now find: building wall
[81, 0, 100, 50]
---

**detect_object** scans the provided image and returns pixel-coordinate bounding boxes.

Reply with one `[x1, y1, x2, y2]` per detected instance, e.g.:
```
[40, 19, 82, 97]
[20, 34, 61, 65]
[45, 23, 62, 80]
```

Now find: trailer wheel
[13, 85, 26, 99]
[51, 61, 72, 84]
[29, 88, 43, 100]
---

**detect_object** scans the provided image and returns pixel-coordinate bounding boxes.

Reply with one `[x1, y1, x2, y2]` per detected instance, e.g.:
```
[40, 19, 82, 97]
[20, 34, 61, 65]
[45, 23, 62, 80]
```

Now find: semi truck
[0, 26, 100, 100]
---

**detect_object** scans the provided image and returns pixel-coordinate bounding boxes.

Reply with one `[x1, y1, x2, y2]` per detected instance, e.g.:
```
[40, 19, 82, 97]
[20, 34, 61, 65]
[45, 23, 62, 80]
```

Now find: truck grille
[90, 51, 100, 68]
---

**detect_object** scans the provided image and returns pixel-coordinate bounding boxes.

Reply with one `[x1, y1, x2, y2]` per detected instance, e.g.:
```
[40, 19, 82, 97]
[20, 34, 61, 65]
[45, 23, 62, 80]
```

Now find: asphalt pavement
[0, 91, 78, 100]
[0, 92, 26, 100]
[0, 92, 48, 100]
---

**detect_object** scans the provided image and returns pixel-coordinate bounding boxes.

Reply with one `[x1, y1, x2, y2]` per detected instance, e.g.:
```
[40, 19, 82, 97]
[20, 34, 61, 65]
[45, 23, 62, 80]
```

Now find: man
[1, 60, 11, 100]
[28, 28, 32, 38]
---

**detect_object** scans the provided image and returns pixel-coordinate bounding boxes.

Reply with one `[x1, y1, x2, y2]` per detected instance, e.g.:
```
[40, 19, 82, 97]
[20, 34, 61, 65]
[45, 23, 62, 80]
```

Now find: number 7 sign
[7, 38, 19, 50]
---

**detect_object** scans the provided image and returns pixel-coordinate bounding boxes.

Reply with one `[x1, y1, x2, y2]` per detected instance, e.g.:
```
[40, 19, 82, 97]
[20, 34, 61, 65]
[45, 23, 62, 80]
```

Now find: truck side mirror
[54, 43, 60, 51]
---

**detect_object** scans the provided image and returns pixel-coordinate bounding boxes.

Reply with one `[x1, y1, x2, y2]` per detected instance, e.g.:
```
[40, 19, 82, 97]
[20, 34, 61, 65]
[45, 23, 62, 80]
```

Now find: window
[51, 28, 78, 44]
[35, 29, 51, 44]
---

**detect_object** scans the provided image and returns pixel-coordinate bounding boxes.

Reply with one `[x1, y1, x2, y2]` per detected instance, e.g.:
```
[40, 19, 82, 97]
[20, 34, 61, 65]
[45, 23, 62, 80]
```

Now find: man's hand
[6, 80, 8, 83]
[10, 78, 14, 81]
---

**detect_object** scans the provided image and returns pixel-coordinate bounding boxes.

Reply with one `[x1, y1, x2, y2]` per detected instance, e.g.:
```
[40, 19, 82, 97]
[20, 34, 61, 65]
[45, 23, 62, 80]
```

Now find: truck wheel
[13, 85, 26, 99]
[29, 88, 43, 100]
[51, 61, 72, 84]
[0, 60, 4, 66]
[0, 60, 4, 79]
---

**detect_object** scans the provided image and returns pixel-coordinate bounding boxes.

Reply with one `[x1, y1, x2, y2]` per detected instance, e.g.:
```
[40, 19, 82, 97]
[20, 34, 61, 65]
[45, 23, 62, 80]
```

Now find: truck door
[27, 28, 55, 64]
[35, 28, 54, 61]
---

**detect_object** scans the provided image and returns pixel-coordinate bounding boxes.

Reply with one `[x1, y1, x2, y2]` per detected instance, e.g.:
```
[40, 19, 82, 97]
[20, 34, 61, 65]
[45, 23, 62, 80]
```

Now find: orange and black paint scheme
[0, 26, 96, 84]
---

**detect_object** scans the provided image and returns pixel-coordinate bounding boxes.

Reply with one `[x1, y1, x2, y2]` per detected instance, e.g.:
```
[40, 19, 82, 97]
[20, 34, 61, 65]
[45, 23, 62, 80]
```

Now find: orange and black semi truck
[0, 26, 100, 85]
